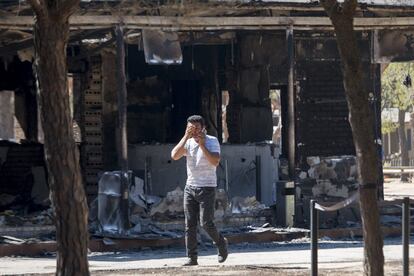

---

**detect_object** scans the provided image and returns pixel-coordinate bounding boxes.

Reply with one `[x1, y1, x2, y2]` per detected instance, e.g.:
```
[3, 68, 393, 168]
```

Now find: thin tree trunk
[29, 1, 90, 275]
[320, 1, 384, 275]
[398, 109, 409, 181]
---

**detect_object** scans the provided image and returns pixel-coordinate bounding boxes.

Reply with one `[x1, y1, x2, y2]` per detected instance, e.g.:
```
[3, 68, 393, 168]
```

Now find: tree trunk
[320, 1, 384, 275]
[30, 1, 90, 275]
[398, 109, 409, 181]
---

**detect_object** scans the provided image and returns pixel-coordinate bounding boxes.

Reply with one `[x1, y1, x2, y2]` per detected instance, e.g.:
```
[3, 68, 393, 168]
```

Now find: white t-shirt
[184, 135, 220, 187]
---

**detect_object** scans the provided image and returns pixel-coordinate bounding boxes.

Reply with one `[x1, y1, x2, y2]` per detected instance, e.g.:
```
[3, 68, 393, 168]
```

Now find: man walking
[171, 115, 228, 266]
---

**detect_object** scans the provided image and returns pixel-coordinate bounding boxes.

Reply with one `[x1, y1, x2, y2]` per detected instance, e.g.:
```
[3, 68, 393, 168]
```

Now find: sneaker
[182, 258, 198, 266]
[218, 237, 228, 263]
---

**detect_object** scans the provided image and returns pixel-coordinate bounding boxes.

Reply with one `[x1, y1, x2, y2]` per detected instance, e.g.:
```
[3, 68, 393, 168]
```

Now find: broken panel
[97, 171, 131, 235]
[142, 30, 182, 65]
[374, 29, 414, 63]
[296, 60, 355, 160]
[0, 91, 14, 140]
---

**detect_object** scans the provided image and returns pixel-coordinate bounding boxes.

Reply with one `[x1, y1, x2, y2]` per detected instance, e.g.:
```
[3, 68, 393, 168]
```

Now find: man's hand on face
[185, 124, 195, 139]
[195, 131, 206, 146]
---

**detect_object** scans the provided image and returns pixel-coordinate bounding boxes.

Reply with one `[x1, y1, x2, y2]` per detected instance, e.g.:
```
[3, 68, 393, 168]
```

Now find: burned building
[0, 0, 414, 232]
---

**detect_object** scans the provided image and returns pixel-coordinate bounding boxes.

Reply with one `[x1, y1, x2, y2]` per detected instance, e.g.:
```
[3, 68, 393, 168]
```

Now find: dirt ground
[91, 260, 412, 276]
[19, 261, 412, 276]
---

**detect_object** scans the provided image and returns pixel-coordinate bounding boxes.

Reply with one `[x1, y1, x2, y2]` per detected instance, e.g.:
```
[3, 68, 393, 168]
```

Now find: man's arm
[171, 135, 189, 160]
[171, 125, 193, 160]
[197, 134, 220, 167]
[199, 144, 220, 167]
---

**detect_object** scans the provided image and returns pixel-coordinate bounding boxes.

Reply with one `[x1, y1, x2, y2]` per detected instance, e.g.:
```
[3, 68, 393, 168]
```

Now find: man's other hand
[196, 132, 206, 146]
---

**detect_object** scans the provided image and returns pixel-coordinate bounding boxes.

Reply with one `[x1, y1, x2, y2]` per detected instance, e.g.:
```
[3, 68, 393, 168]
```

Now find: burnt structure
[1, 0, 414, 226]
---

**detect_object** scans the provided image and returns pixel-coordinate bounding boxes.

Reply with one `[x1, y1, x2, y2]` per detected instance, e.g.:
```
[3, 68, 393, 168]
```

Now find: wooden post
[115, 25, 129, 230]
[255, 155, 262, 202]
[214, 46, 223, 144]
[311, 200, 318, 276]
[403, 197, 410, 276]
[286, 26, 295, 178]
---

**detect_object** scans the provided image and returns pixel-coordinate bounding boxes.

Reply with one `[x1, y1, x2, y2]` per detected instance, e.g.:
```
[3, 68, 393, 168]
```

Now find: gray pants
[184, 185, 224, 259]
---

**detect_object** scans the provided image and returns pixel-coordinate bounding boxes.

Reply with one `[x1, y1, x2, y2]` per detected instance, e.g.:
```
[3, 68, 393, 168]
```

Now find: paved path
[384, 178, 414, 200]
[0, 180, 412, 275]
[0, 237, 412, 275]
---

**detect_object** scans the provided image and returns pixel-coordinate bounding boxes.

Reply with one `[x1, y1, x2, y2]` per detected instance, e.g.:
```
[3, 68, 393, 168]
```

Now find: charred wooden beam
[0, 37, 33, 56]
[74, 37, 116, 61]
[0, 29, 111, 57]
[1, 16, 414, 31]
[115, 25, 128, 173]
[2, 1, 414, 16]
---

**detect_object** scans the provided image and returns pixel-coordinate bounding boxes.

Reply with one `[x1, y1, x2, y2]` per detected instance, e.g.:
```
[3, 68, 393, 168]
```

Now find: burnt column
[287, 27, 296, 178]
[101, 50, 118, 170]
[115, 25, 129, 230]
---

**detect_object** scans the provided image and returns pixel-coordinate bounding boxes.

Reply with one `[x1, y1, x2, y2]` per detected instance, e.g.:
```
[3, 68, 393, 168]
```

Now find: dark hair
[187, 115, 205, 126]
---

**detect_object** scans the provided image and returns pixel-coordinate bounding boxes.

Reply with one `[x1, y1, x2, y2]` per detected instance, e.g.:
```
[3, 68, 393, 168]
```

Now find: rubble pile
[0, 208, 54, 228]
[150, 187, 184, 220]
[298, 156, 358, 200]
[0, 142, 51, 240]
[230, 196, 266, 214]
[91, 171, 272, 239]
[0, 194, 16, 207]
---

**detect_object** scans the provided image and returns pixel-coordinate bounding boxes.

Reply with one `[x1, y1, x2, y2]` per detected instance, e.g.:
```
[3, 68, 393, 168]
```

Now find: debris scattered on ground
[0, 194, 17, 207]
[230, 196, 266, 214]
[381, 215, 402, 225]
[148, 224, 182, 239]
[0, 208, 54, 229]
[150, 187, 183, 218]
[0, 235, 26, 244]
[102, 237, 116, 245]
[30, 166, 49, 206]
[91, 171, 274, 239]
[215, 189, 229, 218]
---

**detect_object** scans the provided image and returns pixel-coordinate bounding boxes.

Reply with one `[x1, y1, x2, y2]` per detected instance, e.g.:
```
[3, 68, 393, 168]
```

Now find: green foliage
[382, 62, 414, 112]
[269, 89, 280, 101]
[381, 119, 398, 134]
[382, 63, 414, 135]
